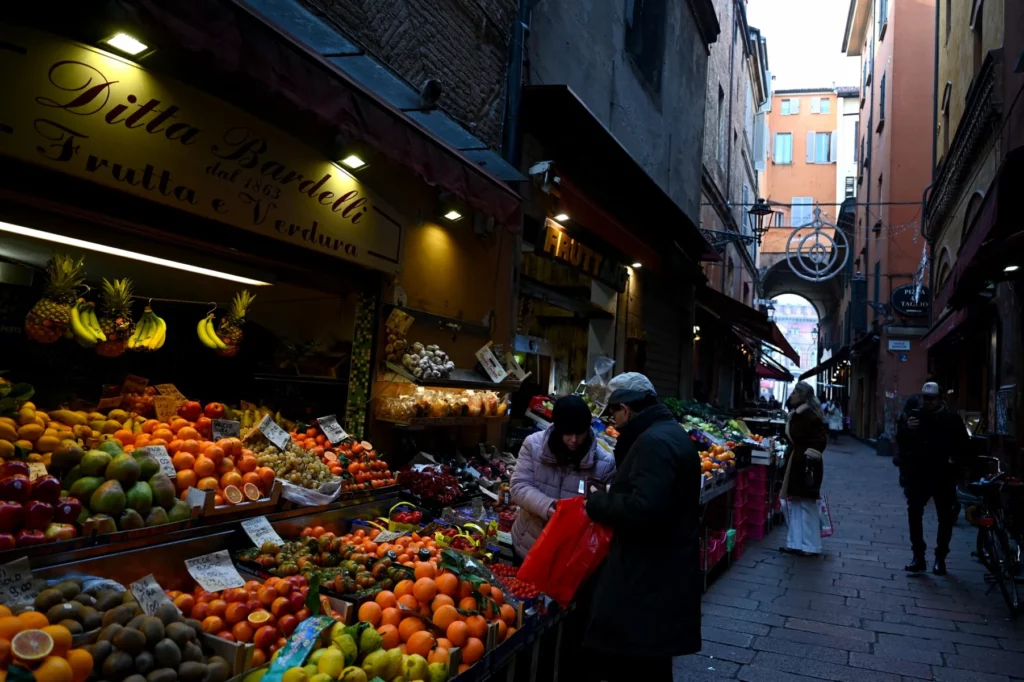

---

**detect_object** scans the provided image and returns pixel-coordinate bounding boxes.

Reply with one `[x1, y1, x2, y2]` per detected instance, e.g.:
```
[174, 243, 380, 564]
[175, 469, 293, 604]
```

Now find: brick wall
[300, 0, 516, 148]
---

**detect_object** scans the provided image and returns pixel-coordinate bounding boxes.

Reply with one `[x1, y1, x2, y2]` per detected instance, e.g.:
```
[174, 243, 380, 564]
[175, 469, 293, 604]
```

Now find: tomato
[205, 402, 227, 419]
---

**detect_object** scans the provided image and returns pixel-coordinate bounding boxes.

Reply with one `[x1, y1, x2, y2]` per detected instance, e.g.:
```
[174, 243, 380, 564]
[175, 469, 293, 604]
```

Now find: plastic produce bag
[819, 496, 835, 537]
[279, 478, 341, 506]
[518, 497, 613, 607]
[581, 357, 615, 416]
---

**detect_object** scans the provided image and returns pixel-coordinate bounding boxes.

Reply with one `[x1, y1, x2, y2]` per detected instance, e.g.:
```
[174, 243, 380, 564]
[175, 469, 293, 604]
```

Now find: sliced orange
[243, 482, 261, 501]
[11, 629, 53, 662]
[223, 485, 243, 505]
[247, 610, 272, 625]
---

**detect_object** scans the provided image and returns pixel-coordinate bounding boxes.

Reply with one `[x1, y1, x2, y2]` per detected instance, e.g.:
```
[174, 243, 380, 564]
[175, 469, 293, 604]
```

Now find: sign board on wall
[891, 285, 930, 317]
[0, 27, 404, 274]
[887, 339, 911, 352]
[537, 219, 628, 292]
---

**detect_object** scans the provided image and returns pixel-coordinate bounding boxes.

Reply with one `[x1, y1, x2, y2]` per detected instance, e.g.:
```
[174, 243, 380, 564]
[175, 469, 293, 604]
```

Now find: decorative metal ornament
[785, 206, 849, 282]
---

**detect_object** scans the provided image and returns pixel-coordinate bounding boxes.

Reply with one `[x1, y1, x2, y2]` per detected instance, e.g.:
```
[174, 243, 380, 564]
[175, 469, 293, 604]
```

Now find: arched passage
[762, 293, 821, 404]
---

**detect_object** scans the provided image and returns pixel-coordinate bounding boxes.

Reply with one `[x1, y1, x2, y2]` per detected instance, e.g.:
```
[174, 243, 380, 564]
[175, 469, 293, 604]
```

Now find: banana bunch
[70, 299, 106, 347]
[127, 306, 166, 351]
[196, 314, 228, 350]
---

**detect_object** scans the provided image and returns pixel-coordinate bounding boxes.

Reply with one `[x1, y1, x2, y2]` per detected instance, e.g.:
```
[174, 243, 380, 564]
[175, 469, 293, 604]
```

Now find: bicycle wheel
[984, 527, 1021, 616]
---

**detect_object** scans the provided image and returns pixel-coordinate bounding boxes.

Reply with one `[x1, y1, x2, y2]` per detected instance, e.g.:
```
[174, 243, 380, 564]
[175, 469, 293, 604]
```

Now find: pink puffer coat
[510, 427, 617, 558]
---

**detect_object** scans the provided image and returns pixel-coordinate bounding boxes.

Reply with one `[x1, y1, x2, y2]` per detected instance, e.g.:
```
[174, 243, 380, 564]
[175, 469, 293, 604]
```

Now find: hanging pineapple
[95, 278, 135, 357]
[216, 290, 255, 357]
[25, 254, 86, 343]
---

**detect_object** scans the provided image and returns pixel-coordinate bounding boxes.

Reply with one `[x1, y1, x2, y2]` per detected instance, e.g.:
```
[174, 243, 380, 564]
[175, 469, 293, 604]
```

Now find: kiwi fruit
[153, 639, 182, 670]
[83, 640, 112, 666]
[155, 603, 181, 626]
[99, 623, 124, 642]
[60, 619, 85, 635]
[123, 591, 138, 604]
[183, 619, 203, 636]
[125, 675, 147, 682]
[81, 606, 102, 631]
[147, 669, 178, 682]
[73, 593, 98, 608]
[135, 651, 156, 675]
[102, 650, 134, 682]
[140, 617, 166, 646]
[127, 615, 147, 630]
[177, 662, 207, 682]
[203, 660, 230, 682]
[34, 588, 65, 613]
[102, 604, 137, 627]
[96, 590, 124, 611]
[181, 642, 202, 664]
[47, 601, 83, 624]
[112, 627, 147, 656]
[165, 623, 191, 649]
[55, 579, 83, 599]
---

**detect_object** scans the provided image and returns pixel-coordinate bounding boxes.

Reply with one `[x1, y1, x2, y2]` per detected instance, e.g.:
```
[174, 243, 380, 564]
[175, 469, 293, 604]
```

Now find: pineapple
[95, 277, 135, 357]
[216, 290, 255, 357]
[25, 254, 86, 343]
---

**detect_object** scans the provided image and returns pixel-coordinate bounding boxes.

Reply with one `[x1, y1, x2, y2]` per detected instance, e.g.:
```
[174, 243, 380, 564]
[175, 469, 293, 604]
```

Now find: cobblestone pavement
[678, 436, 1024, 681]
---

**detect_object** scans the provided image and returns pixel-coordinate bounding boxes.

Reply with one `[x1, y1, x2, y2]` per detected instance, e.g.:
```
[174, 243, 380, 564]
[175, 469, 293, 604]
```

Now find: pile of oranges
[355, 562, 518, 675]
[286, 429, 396, 493]
[0, 607, 93, 682]
[119, 418, 276, 505]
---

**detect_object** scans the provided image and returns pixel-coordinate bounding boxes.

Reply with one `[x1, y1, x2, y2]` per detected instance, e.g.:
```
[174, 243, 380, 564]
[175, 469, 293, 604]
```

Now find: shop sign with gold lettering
[0, 27, 404, 274]
[538, 219, 627, 292]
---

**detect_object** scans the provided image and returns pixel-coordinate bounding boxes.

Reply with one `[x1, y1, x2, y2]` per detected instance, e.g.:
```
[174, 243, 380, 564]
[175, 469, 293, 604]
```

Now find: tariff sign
[136, 445, 177, 479]
[28, 463, 47, 481]
[372, 530, 406, 544]
[475, 343, 508, 383]
[212, 420, 241, 440]
[184, 550, 245, 592]
[258, 415, 290, 450]
[316, 415, 348, 445]
[154, 384, 186, 400]
[241, 516, 284, 548]
[154, 396, 183, 422]
[0, 557, 39, 606]
[130, 574, 174, 615]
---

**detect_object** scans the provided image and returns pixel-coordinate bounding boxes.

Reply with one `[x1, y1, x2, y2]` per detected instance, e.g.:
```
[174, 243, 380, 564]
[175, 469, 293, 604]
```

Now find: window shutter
[792, 98, 800, 114]
[772, 133, 779, 163]
[810, 98, 820, 114]
[806, 132, 815, 163]
[830, 130, 838, 163]
[754, 112, 767, 171]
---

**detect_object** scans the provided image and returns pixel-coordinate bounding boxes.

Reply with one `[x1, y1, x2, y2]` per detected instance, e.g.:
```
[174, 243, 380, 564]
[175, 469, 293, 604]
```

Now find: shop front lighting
[1005, 265, 1020, 273]
[443, 210, 464, 222]
[103, 32, 149, 56]
[553, 213, 570, 222]
[340, 154, 367, 170]
[0, 222, 271, 286]
[631, 262, 642, 268]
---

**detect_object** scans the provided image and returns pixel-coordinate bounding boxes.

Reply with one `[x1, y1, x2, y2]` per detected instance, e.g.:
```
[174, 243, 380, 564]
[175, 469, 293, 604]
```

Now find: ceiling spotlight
[443, 210, 464, 222]
[103, 32, 149, 56]
[340, 154, 366, 170]
[1005, 265, 1020, 273]
[553, 213, 570, 222]
[631, 262, 642, 268]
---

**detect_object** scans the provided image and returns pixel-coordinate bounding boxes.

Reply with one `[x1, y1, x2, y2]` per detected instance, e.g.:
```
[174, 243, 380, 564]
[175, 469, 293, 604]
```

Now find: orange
[41, 625, 71, 657]
[176, 470, 197, 491]
[459, 580, 474, 600]
[465, 615, 487, 639]
[431, 594, 454, 612]
[414, 562, 436, 580]
[247, 610, 272, 625]
[237, 456, 258, 473]
[462, 637, 484, 665]
[412, 578, 436, 604]
[207, 600, 228, 619]
[397, 617, 425, 643]
[393, 580, 415, 598]
[405, 630, 434, 658]
[380, 607, 401, 628]
[169, 418, 189, 433]
[197, 477, 219, 492]
[193, 456, 215, 478]
[148, 438, 168, 447]
[397, 594, 418, 611]
[178, 427, 200, 441]
[221, 471, 243, 489]
[225, 602, 249, 625]
[436, 638, 452, 650]
[17, 612, 49, 630]
[500, 603, 517, 625]
[0, 639, 8, 667]
[201, 616, 224, 634]
[258, 467, 276, 487]
[242, 472, 261, 487]
[204, 445, 225, 463]
[375, 591, 397, 609]
[180, 439, 200, 455]
[432, 605, 459, 631]
[458, 596, 478, 612]
[66, 649, 92, 682]
[446, 620, 469, 648]
[358, 601, 382, 626]
[217, 458, 236, 476]
[223, 486, 244, 505]
[506, 626, 517, 640]
[491, 586, 505, 605]
[377, 624, 399, 650]
[172, 452, 195, 471]
[167, 440, 184, 455]
[495, 619, 508, 642]
[11, 629, 52, 662]
[33, 656, 73, 682]
[250, 649, 266, 668]
[231, 621, 254, 643]
[113, 429, 135, 446]
[243, 483, 261, 501]
[152, 428, 174, 442]
[428, 647, 449, 665]
[142, 419, 161, 434]
[435, 573, 459, 598]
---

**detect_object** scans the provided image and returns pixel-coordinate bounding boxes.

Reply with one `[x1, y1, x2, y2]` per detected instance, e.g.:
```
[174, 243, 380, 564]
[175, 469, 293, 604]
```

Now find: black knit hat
[552, 395, 593, 434]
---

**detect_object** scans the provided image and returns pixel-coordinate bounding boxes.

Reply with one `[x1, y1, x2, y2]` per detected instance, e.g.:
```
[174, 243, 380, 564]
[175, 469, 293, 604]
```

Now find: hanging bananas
[196, 313, 228, 350]
[70, 299, 104, 347]
[127, 306, 166, 351]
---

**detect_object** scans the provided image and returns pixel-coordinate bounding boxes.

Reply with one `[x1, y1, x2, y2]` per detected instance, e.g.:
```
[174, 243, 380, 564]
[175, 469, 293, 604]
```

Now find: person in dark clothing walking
[583, 373, 701, 681]
[895, 381, 969, 575]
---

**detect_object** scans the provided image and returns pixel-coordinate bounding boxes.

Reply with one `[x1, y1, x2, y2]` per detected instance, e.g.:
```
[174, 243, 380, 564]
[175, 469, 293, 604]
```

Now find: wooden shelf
[384, 362, 522, 391]
[384, 304, 491, 338]
[377, 415, 510, 430]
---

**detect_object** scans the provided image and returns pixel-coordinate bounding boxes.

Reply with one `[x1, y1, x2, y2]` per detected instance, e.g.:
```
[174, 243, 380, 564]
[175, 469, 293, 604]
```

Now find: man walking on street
[584, 373, 701, 681]
[896, 381, 969, 575]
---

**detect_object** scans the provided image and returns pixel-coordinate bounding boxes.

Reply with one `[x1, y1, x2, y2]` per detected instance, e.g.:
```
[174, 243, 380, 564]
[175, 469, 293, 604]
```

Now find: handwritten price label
[28, 463, 47, 481]
[372, 530, 405, 544]
[136, 446, 177, 479]
[212, 420, 241, 440]
[154, 396, 183, 423]
[258, 415, 290, 450]
[0, 558, 39, 606]
[130, 574, 174, 615]
[184, 550, 245, 592]
[241, 516, 284, 548]
[154, 384, 186, 400]
[316, 415, 348, 445]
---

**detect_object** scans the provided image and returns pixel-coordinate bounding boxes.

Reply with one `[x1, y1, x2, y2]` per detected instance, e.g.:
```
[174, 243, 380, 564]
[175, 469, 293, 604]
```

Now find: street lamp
[766, 300, 776, 321]
[748, 198, 774, 245]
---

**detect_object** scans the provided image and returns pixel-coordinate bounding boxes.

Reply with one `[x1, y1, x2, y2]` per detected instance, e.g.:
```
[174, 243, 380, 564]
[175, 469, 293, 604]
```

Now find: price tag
[136, 445, 177, 479]
[241, 516, 284, 548]
[258, 415, 290, 450]
[316, 415, 348, 445]
[475, 343, 508, 383]
[130, 574, 174, 615]
[154, 384, 186, 400]
[122, 375, 149, 394]
[96, 396, 123, 411]
[185, 487, 209, 511]
[154, 396, 183, 422]
[28, 463, 47, 481]
[212, 420, 241, 440]
[184, 550, 245, 592]
[0, 558, 39, 606]
[372, 530, 406, 544]
[385, 308, 415, 336]
[477, 485, 499, 502]
[496, 531, 512, 545]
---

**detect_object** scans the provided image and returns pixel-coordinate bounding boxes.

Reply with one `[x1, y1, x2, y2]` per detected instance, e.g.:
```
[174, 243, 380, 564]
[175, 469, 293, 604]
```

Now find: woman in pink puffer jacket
[510, 395, 617, 559]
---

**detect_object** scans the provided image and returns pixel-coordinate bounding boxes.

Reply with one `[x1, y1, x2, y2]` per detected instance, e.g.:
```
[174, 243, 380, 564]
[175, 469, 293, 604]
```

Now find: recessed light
[443, 210, 463, 221]
[340, 154, 366, 170]
[631, 262, 642, 268]
[553, 213, 570, 222]
[103, 32, 149, 56]
[1005, 265, 1019, 273]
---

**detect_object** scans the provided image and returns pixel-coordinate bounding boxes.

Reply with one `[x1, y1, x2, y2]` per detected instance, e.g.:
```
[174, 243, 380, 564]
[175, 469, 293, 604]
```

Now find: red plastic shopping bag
[518, 497, 613, 607]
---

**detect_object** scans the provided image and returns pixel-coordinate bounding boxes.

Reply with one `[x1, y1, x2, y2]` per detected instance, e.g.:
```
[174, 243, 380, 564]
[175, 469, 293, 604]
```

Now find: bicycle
[968, 456, 1024, 617]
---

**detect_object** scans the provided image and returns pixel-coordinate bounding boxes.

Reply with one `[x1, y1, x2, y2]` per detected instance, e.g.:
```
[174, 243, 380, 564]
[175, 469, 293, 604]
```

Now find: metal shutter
[641, 281, 685, 399]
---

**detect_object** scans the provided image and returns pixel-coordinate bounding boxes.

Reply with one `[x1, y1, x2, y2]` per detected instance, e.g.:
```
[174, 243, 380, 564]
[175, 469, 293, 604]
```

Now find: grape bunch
[252, 437, 336, 489]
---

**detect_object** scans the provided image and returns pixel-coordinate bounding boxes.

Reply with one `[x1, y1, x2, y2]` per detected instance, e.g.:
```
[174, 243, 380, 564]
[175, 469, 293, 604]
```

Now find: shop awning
[799, 347, 849, 381]
[922, 308, 969, 351]
[757, 354, 794, 381]
[520, 85, 715, 269]
[696, 286, 801, 364]
[109, 0, 522, 226]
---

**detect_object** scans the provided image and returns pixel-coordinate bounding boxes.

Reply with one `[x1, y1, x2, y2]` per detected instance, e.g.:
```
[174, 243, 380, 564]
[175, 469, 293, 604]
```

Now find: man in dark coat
[584, 373, 701, 681]
[896, 381, 969, 575]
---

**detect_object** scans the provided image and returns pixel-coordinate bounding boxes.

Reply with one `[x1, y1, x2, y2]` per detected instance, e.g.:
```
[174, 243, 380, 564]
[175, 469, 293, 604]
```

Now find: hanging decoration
[785, 206, 849, 282]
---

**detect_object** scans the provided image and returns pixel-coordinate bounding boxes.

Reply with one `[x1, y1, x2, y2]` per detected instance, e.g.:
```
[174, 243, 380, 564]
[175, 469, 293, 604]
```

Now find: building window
[877, 71, 886, 132]
[807, 131, 833, 163]
[780, 98, 800, 115]
[773, 133, 793, 164]
[624, 0, 667, 94]
[810, 97, 831, 114]
[879, 0, 889, 39]
[845, 177, 856, 198]
[791, 197, 813, 227]
[717, 86, 726, 168]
